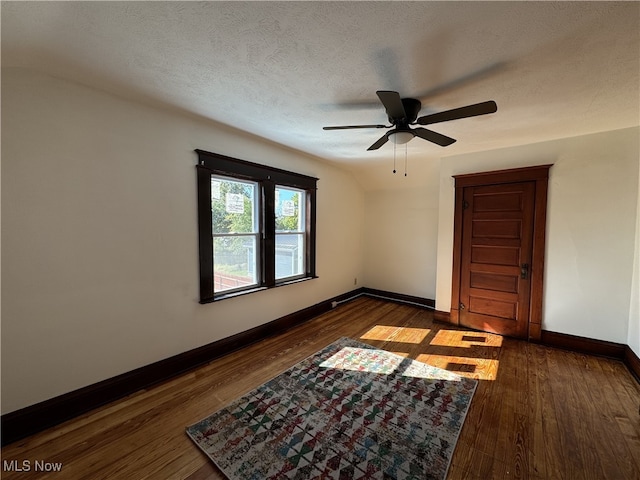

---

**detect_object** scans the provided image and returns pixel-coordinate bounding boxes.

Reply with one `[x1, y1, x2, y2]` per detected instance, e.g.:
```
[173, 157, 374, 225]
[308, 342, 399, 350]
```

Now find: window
[275, 186, 305, 280]
[211, 177, 259, 293]
[196, 150, 317, 303]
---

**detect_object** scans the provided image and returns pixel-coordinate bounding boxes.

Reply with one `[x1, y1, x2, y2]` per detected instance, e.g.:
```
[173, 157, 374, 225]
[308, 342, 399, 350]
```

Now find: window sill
[274, 275, 318, 288]
[200, 275, 318, 304]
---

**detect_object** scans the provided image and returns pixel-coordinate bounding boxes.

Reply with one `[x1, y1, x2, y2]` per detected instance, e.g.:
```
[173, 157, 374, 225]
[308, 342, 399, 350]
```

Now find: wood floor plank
[569, 353, 630, 480]
[583, 354, 640, 478]
[2, 297, 639, 480]
[546, 348, 611, 480]
[184, 461, 224, 480]
[526, 343, 557, 479]
[490, 339, 530, 467]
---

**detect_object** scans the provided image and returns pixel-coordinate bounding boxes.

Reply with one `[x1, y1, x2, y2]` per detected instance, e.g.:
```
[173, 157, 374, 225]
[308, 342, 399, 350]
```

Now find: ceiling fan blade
[416, 100, 497, 125]
[367, 132, 391, 151]
[414, 62, 507, 101]
[413, 127, 456, 147]
[376, 91, 406, 120]
[323, 124, 388, 130]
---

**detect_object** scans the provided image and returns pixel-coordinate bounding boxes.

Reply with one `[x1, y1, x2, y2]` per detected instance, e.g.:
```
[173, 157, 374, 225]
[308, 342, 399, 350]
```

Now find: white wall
[435, 127, 640, 344]
[1, 68, 365, 413]
[362, 165, 440, 299]
[628, 144, 640, 357]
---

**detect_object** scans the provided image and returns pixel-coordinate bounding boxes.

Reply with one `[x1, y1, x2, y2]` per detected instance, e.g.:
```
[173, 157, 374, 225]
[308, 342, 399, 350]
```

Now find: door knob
[521, 263, 529, 279]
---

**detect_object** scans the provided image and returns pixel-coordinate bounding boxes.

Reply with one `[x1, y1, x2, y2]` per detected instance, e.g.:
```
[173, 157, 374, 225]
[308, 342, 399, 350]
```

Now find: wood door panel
[468, 287, 518, 303]
[469, 263, 519, 275]
[459, 181, 535, 339]
[471, 245, 520, 266]
[472, 219, 522, 238]
[470, 271, 519, 293]
[473, 191, 524, 212]
[462, 312, 521, 336]
[468, 296, 517, 319]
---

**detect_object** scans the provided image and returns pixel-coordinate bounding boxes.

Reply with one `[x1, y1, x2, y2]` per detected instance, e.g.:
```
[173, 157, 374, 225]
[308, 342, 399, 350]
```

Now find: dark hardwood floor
[2, 297, 639, 479]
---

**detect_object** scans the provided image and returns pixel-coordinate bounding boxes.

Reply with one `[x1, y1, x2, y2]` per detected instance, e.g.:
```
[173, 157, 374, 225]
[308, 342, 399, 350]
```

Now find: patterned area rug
[186, 337, 477, 480]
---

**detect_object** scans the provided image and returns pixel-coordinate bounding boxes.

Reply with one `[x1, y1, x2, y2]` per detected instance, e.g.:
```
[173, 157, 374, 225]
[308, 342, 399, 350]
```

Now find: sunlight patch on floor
[415, 354, 499, 381]
[320, 347, 467, 381]
[360, 325, 430, 344]
[430, 329, 503, 348]
[320, 347, 404, 374]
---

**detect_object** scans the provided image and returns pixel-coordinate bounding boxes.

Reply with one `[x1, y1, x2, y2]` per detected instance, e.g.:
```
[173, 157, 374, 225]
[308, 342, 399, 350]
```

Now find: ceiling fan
[323, 91, 497, 151]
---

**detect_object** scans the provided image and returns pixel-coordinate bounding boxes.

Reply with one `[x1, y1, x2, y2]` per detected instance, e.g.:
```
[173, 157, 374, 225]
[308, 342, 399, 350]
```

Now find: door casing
[450, 165, 551, 341]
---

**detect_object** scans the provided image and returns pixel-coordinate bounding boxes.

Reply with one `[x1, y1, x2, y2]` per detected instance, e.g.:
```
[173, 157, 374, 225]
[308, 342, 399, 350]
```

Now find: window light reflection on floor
[429, 329, 503, 348]
[360, 325, 430, 344]
[416, 354, 499, 381]
[357, 326, 501, 381]
[319, 347, 404, 374]
[319, 347, 467, 382]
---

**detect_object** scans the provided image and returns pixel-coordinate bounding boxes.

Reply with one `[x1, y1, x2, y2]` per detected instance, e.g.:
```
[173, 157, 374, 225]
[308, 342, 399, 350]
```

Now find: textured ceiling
[2, 1, 639, 168]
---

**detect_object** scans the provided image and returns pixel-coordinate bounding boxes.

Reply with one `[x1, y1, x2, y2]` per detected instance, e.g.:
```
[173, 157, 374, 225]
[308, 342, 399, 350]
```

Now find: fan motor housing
[389, 98, 422, 124]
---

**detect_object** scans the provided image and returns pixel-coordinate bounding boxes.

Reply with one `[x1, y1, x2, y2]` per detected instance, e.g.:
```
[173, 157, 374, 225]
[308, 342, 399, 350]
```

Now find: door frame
[450, 165, 552, 341]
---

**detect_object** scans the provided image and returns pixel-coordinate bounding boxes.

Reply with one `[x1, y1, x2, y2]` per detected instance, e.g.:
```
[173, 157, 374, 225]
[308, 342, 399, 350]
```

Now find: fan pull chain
[404, 144, 408, 177]
[393, 141, 397, 174]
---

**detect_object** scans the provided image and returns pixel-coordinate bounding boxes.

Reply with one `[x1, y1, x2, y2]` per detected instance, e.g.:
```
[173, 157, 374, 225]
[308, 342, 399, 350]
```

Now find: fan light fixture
[389, 131, 413, 145]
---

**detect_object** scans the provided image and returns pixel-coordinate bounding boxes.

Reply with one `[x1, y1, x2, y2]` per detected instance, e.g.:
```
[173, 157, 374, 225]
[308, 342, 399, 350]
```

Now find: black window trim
[196, 149, 318, 303]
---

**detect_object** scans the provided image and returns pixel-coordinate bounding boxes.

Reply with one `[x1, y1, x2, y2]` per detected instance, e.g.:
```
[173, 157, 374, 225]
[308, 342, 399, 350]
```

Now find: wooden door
[458, 181, 535, 339]
[450, 165, 551, 341]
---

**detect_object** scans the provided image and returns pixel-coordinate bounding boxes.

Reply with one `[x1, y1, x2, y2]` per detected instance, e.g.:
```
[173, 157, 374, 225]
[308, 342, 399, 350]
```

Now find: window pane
[275, 187, 304, 232]
[213, 235, 258, 293]
[212, 178, 258, 234]
[275, 233, 305, 279]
